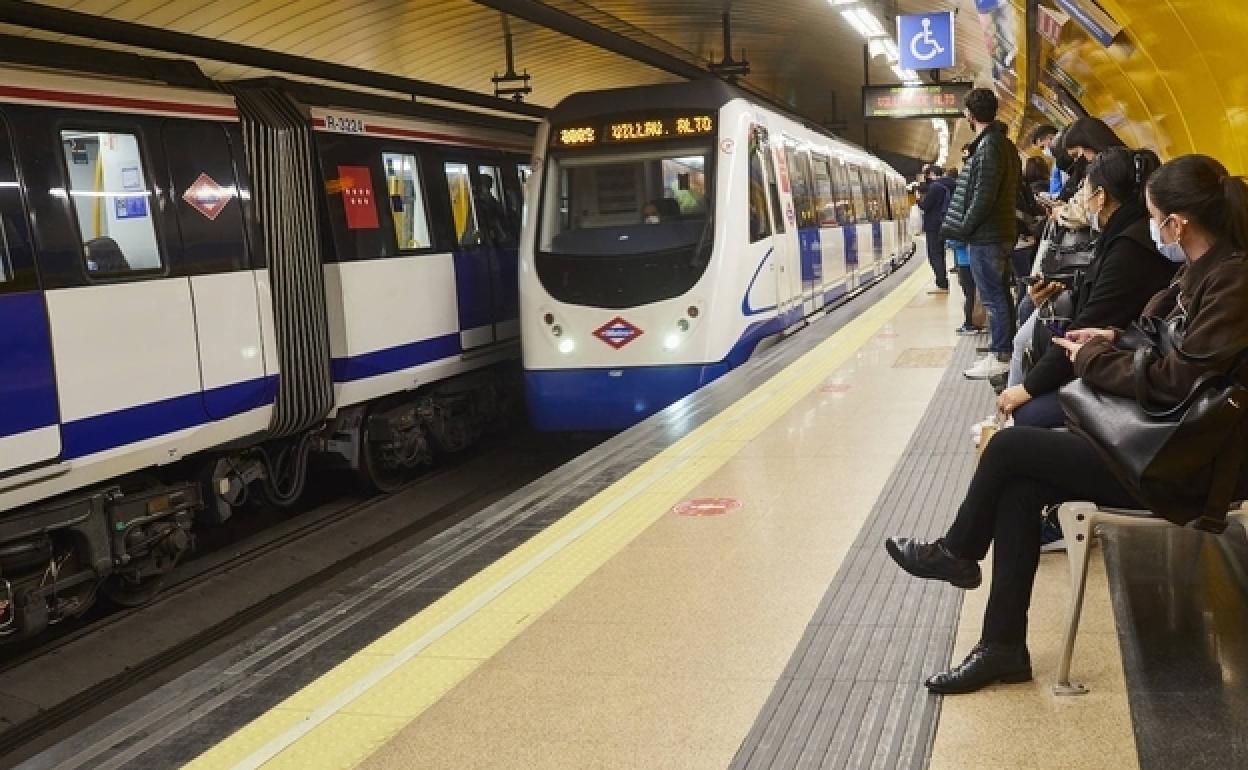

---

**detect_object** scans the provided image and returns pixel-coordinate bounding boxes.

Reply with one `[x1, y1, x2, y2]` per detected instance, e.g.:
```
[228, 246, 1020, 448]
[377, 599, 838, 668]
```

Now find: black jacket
[917, 176, 955, 233]
[1075, 241, 1248, 525]
[941, 121, 1020, 244]
[1024, 205, 1178, 396]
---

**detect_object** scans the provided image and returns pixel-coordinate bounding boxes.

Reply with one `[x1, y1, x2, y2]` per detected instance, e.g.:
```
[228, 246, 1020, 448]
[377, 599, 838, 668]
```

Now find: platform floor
[22, 251, 1248, 770]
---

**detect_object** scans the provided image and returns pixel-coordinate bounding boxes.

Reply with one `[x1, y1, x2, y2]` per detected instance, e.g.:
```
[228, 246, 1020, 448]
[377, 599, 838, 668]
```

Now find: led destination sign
[862, 83, 972, 119]
[553, 114, 716, 147]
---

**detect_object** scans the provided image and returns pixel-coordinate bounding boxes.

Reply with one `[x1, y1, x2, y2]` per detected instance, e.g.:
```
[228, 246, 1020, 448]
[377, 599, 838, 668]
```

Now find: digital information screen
[862, 83, 972, 119]
[552, 114, 715, 147]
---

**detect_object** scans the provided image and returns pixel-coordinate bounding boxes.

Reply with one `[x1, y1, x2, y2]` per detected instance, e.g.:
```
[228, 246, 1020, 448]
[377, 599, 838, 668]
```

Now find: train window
[760, 134, 785, 234]
[444, 162, 480, 247]
[747, 128, 772, 243]
[784, 146, 816, 229]
[382, 153, 431, 250]
[538, 148, 709, 256]
[811, 155, 837, 227]
[848, 166, 870, 224]
[60, 130, 162, 274]
[478, 164, 520, 247]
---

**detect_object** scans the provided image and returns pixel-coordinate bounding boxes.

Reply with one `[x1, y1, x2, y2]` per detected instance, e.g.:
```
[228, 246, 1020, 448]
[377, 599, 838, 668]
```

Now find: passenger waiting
[642, 201, 662, 224]
[998, 148, 1178, 428]
[1053, 117, 1125, 229]
[886, 154, 1248, 694]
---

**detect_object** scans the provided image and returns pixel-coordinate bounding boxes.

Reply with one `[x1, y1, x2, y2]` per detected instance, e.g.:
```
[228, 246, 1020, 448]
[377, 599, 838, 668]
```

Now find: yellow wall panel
[1068, 0, 1248, 173]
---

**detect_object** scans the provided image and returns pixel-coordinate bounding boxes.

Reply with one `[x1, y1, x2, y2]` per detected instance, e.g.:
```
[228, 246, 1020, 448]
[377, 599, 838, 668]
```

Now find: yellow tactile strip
[185, 268, 928, 770]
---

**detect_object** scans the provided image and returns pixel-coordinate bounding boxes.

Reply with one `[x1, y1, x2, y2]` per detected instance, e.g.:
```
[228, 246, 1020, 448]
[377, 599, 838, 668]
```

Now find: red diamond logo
[593, 317, 644, 349]
[182, 172, 233, 221]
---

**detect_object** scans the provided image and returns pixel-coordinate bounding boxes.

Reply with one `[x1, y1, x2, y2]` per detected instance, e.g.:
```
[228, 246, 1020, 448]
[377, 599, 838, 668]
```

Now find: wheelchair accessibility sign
[898, 12, 955, 71]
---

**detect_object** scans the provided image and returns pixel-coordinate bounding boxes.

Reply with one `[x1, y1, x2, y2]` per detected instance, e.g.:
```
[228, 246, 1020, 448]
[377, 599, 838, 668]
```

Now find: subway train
[0, 62, 535, 638]
[520, 80, 914, 431]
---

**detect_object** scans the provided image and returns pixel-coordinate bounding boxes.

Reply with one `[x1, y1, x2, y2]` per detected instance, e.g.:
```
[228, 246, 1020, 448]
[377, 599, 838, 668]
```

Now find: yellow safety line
[186, 266, 928, 770]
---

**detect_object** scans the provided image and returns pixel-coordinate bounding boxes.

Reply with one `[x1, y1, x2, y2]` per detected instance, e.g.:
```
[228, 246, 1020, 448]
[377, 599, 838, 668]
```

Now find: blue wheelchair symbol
[898, 12, 955, 71]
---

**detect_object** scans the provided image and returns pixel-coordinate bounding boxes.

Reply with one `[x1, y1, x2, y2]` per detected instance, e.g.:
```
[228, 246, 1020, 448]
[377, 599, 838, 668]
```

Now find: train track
[0, 430, 594, 763]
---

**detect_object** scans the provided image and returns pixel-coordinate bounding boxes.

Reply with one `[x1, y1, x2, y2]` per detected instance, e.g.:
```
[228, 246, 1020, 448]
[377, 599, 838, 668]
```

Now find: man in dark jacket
[941, 87, 1021, 379]
[918, 165, 956, 292]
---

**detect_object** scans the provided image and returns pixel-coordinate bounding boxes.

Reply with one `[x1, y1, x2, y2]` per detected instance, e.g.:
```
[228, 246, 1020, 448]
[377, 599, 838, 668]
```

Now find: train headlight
[663, 334, 682, 351]
[558, 339, 576, 354]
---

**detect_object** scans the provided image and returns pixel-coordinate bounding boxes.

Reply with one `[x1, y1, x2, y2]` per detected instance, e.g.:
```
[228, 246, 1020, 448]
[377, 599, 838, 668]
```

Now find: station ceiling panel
[6, 1, 1000, 165]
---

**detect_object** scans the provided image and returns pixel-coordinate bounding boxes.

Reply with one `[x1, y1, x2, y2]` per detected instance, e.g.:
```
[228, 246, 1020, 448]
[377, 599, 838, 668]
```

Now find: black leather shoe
[925, 642, 1033, 694]
[884, 537, 981, 589]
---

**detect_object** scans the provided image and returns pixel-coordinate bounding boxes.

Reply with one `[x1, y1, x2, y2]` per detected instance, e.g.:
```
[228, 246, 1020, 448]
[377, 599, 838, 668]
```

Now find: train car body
[0, 63, 534, 638]
[520, 80, 912, 431]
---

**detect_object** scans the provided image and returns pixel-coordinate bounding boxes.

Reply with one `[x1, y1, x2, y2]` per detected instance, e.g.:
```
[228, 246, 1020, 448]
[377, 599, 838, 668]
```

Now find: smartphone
[1022, 275, 1044, 286]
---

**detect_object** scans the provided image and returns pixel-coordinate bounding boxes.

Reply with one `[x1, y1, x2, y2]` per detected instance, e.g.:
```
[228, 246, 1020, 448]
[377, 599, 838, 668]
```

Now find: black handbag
[1059, 315, 1248, 533]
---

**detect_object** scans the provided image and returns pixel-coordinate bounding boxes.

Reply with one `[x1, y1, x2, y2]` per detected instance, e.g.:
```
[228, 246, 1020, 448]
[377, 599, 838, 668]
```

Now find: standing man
[917, 165, 956, 293]
[941, 87, 1020, 380]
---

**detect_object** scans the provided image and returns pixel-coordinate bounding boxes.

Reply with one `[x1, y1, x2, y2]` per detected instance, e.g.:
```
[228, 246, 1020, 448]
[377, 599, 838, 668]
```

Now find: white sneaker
[963, 354, 1010, 380]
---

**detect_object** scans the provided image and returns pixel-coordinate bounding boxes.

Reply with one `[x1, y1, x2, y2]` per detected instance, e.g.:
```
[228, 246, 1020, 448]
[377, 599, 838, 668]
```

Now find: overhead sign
[1054, 0, 1121, 47]
[863, 83, 971, 119]
[897, 12, 955, 71]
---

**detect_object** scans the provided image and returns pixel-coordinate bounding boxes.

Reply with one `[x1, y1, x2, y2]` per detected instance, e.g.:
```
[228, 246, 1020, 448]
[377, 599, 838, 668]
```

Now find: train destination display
[862, 83, 972, 119]
[553, 114, 716, 147]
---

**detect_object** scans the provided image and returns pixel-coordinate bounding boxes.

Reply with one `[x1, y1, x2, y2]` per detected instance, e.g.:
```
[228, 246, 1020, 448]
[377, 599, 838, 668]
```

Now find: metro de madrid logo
[593, 317, 645, 349]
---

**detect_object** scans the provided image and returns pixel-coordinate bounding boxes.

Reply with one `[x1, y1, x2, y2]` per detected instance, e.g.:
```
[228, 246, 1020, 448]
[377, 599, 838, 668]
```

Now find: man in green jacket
[941, 87, 1021, 379]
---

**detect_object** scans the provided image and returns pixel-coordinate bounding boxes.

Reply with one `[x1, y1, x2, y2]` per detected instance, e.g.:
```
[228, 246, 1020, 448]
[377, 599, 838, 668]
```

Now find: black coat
[1023, 205, 1179, 396]
[941, 121, 1020, 245]
[917, 176, 955, 233]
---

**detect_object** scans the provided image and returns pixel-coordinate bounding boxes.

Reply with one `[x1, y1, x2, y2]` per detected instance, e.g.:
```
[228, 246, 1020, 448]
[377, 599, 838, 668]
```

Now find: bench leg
[1053, 502, 1096, 696]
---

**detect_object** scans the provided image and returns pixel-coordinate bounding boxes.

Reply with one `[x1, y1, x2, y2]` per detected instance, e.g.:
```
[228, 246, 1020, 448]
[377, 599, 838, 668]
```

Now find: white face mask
[1150, 217, 1187, 263]
[643, 215, 660, 225]
[1042, 145, 1053, 159]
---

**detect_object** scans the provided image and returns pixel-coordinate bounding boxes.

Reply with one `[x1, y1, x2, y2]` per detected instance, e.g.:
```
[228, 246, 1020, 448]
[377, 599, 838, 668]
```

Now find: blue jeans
[1009, 305, 1038, 387]
[968, 242, 1015, 355]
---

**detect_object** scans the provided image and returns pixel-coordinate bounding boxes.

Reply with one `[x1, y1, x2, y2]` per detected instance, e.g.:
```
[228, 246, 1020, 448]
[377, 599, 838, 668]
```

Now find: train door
[743, 125, 779, 316]
[761, 131, 798, 319]
[0, 113, 62, 475]
[810, 154, 848, 293]
[476, 161, 522, 341]
[38, 121, 207, 461]
[442, 158, 508, 351]
[784, 145, 821, 316]
[162, 120, 269, 421]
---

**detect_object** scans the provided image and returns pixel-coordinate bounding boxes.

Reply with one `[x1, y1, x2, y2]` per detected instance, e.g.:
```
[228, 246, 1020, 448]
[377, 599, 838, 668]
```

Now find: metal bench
[1052, 501, 1248, 695]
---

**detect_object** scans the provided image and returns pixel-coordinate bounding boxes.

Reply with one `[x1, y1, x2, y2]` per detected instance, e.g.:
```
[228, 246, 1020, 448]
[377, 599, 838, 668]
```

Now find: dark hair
[1051, 131, 1076, 173]
[1023, 156, 1050, 187]
[927, 164, 944, 177]
[1029, 124, 1058, 145]
[1063, 117, 1125, 154]
[945, 167, 958, 177]
[1147, 154, 1248, 252]
[1087, 147, 1160, 207]
[964, 88, 998, 123]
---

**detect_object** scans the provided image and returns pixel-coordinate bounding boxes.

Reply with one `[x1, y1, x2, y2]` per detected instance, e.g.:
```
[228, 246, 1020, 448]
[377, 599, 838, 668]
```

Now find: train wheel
[101, 571, 167, 608]
[358, 404, 430, 495]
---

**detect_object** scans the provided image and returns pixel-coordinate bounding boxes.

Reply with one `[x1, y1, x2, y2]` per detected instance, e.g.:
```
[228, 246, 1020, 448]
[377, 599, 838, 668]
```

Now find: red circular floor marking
[673, 498, 742, 517]
[820, 383, 852, 393]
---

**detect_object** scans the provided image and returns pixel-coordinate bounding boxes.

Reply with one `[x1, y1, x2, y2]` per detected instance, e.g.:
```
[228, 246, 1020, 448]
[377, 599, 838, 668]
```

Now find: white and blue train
[0, 62, 534, 637]
[520, 81, 913, 431]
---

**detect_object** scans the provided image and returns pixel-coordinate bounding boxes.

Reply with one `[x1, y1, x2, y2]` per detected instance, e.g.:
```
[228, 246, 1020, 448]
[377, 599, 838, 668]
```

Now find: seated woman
[886, 154, 1248, 694]
[999, 148, 1180, 427]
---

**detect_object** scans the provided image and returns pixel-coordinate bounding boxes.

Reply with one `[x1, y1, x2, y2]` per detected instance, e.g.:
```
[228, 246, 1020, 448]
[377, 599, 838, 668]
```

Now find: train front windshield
[540, 149, 709, 254]
[536, 147, 714, 308]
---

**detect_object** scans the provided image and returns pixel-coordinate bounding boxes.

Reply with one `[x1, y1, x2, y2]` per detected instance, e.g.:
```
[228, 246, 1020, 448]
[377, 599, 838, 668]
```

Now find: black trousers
[942, 427, 1139, 645]
[956, 265, 976, 327]
[926, 233, 949, 288]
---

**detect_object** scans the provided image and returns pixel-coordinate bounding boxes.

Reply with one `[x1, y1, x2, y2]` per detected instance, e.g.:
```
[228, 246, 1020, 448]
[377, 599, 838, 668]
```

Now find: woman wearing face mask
[886, 154, 1248, 694]
[1053, 117, 1125, 229]
[997, 148, 1177, 427]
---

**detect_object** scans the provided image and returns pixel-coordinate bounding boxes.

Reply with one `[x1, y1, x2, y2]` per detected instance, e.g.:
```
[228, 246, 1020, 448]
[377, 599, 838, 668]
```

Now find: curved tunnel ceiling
[3, 0, 1001, 168]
